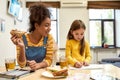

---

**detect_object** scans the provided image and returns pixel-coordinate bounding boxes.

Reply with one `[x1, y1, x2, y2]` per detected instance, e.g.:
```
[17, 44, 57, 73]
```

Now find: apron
[22, 35, 48, 63]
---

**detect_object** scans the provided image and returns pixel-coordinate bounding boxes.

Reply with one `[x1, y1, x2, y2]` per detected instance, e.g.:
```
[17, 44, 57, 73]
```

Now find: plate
[41, 71, 66, 79]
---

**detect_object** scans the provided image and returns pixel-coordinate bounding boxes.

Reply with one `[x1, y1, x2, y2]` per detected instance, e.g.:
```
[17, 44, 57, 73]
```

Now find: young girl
[65, 20, 92, 68]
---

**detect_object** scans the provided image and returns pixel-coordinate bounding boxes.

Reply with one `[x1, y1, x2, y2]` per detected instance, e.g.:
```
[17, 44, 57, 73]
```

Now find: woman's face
[71, 28, 85, 41]
[36, 17, 51, 37]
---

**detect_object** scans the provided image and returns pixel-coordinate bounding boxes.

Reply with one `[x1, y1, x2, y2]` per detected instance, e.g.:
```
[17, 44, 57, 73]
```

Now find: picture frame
[8, 0, 23, 21]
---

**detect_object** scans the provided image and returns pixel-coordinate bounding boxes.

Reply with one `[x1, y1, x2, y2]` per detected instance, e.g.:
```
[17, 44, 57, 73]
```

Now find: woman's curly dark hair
[28, 3, 51, 32]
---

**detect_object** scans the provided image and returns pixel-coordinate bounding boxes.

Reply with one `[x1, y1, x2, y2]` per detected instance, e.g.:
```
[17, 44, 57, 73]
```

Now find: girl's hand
[74, 62, 83, 68]
[83, 61, 89, 66]
[27, 60, 41, 70]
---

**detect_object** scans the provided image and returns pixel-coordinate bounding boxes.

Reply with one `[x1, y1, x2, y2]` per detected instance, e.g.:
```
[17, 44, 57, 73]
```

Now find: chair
[99, 54, 120, 68]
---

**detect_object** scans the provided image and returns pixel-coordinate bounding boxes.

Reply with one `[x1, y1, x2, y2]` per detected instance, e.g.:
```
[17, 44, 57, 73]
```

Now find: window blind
[88, 1, 120, 9]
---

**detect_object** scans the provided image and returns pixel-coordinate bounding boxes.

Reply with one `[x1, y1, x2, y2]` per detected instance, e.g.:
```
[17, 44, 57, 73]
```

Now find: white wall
[116, 10, 120, 47]
[59, 7, 89, 48]
[0, 0, 28, 66]
[0, 0, 15, 66]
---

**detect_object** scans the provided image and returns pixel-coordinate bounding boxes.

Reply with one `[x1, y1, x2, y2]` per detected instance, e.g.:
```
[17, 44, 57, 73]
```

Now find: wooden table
[0, 64, 120, 80]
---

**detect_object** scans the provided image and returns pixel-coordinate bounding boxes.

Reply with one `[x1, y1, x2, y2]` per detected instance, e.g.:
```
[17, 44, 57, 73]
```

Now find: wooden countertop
[0, 64, 120, 80]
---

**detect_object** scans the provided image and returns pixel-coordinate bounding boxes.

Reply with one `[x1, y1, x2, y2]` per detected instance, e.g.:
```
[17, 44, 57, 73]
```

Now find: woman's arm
[17, 45, 27, 68]
[10, 31, 27, 68]
[44, 34, 54, 66]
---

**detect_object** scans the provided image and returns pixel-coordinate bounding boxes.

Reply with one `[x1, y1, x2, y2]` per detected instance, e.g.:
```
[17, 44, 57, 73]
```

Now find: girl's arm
[65, 40, 78, 66]
[84, 41, 92, 64]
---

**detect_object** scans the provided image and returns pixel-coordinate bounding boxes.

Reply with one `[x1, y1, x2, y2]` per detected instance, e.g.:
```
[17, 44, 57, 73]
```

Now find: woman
[65, 19, 92, 68]
[11, 3, 55, 70]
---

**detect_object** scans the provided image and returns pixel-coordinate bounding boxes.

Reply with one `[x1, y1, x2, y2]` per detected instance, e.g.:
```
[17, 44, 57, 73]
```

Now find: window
[89, 9, 116, 48]
[48, 8, 59, 43]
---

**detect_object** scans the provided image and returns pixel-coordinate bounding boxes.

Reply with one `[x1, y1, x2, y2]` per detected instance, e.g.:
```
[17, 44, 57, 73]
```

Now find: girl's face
[35, 17, 51, 37]
[71, 28, 85, 41]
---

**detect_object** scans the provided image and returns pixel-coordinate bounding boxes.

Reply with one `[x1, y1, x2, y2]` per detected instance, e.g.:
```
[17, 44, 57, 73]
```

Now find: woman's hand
[11, 35, 24, 47]
[74, 62, 83, 68]
[27, 60, 41, 70]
